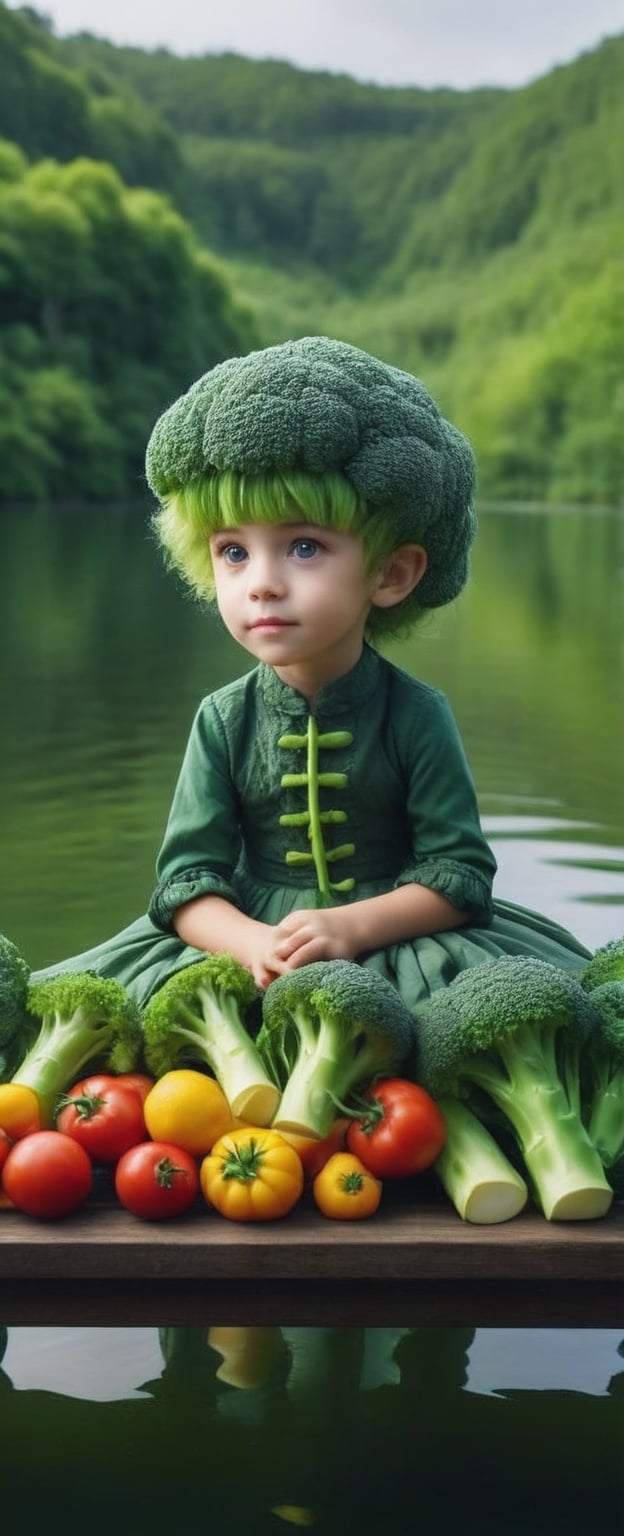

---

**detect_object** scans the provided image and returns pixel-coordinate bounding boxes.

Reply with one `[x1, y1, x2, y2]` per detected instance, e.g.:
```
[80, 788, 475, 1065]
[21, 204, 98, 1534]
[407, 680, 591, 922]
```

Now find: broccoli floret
[412, 956, 612, 1221]
[141, 954, 279, 1125]
[0, 934, 33, 1079]
[15, 972, 141, 1126]
[257, 959, 413, 1139]
[580, 938, 624, 994]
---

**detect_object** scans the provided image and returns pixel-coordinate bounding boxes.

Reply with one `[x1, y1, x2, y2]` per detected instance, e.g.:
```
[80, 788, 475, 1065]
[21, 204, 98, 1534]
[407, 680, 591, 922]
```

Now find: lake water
[1, 502, 623, 1531]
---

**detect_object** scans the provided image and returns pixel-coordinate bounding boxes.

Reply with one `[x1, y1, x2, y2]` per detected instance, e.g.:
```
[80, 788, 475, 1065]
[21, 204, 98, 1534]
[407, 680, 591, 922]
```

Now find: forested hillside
[0, 3, 622, 502]
[0, 5, 257, 498]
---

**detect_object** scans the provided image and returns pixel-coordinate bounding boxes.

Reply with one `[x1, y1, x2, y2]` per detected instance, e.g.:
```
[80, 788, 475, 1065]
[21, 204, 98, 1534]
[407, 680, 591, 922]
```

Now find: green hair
[154, 467, 425, 640]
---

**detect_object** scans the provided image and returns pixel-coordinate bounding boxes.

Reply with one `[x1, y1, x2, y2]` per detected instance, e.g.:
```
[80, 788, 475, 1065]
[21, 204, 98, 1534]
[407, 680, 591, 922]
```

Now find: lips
[250, 619, 295, 630]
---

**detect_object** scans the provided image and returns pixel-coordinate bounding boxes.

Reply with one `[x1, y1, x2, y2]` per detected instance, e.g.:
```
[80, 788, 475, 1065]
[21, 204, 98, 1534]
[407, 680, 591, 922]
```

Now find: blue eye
[292, 539, 320, 560]
[222, 544, 247, 564]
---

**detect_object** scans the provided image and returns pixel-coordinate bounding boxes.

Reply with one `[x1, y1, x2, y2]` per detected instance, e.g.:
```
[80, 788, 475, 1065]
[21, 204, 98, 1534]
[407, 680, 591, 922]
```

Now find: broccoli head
[412, 955, 612, 1221]
[580, 938, 624, 994]
[257, 959, 413, 1139]
[0, 934, 33, 1079]
[141, 953, 279, 1125]
[17, 971, 141, 1126]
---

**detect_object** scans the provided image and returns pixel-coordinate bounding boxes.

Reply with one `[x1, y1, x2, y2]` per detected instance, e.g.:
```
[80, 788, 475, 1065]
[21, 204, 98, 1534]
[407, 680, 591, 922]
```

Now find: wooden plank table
[1, 1188, 623, 1328]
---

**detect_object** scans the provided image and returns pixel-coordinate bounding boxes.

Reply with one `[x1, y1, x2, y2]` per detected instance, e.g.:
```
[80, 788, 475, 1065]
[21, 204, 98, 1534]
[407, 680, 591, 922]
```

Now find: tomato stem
[155, 1157, 188, 1188]
[222, 1139, 263, 1183]
[55, 1092, 105, 1122]
[329, 1088, 383, 1133]
[339, 1170, 366, 1194]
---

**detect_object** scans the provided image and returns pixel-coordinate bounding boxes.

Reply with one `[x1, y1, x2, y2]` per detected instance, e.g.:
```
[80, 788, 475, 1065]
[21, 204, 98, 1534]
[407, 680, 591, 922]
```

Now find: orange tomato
[312, 1151, 382, 1221]
[280, 1117, 349, 1180]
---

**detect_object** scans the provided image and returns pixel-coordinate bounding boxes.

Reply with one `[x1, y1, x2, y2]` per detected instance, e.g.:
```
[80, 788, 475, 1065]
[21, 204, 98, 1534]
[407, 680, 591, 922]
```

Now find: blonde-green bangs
[155, 469, 394, 594]
[153, 468, 424, 639]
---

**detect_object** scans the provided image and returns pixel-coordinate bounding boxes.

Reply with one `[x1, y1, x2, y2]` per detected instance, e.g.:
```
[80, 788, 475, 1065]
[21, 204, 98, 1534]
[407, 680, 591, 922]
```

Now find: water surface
[1, 502, 623, 1530]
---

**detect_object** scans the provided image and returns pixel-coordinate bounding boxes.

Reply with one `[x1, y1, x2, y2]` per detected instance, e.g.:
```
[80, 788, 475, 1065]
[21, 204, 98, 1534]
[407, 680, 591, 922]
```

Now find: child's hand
[269, 908, 358, 971]
[173, 898, 290, 991]
[240, 926, 287, 990]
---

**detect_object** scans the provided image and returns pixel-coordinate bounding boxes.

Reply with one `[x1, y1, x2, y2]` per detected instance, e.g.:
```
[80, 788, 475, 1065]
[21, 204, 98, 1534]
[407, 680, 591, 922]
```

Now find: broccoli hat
[145, 335, 477, 610]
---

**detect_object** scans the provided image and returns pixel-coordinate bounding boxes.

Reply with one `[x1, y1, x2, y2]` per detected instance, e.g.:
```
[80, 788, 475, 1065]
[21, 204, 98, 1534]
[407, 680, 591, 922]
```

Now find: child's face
[209, 521, 383, 695]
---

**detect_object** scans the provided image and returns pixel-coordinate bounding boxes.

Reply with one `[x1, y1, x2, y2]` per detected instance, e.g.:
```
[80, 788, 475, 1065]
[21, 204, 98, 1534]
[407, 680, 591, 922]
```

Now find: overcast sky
[10, 0, 624, 89]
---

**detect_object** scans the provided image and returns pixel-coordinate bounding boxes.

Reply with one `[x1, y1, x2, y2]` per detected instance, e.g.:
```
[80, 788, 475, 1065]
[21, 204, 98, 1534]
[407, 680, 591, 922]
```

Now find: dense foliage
[0, 3, 622, 502]
[0, 8, 256, 500]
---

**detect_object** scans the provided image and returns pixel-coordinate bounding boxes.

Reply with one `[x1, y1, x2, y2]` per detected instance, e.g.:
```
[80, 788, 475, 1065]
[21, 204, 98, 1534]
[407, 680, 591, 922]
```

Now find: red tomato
[115, 1141, 199, 1220]
[68, 1072, 155, 1105]
[345, 1079, 446, 1178]
[0, 1129, 11, 1173]
[2, 1131, 92, 1218]
[67, 1075, 119, 1096]
[114, 1073, 155, 1104]
[68, 1073, 155, 1104]
[0, 1126, 14, 1207]
[56, 1080, 146, 1164]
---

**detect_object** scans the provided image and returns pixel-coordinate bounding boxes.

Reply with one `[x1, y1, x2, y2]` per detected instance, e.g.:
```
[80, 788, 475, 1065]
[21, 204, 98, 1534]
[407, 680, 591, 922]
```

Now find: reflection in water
[485, 815, 624, 949]
[0, 1325, 622, 1533]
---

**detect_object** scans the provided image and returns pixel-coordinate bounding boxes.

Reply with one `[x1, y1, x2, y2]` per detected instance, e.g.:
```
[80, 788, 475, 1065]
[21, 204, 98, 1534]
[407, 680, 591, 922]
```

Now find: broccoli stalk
[141, 954, 279, 1125]
[577, 983, 624, 1192]
[258, 960, 412, 1139]
[0, 934, 33, 1079]
[412, 956, 612, 1222]
[578, 942, 624, 1182]
[583, 989, 624, 1178]
[433, 1096, 528, 1224]
[15, 972, 141, 1126]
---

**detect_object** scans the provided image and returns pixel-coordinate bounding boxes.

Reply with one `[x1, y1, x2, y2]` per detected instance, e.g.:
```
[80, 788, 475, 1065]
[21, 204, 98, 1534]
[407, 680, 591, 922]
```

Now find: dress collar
[257, 643, 382, 718]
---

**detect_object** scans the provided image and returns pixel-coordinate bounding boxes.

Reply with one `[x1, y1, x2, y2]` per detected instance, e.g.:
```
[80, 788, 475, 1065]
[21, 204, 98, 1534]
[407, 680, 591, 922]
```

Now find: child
[34, 335, 590, 1007]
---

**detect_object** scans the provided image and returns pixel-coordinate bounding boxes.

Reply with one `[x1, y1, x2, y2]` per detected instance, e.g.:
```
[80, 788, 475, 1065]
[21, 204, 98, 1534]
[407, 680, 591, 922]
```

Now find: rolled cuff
[148, 869, 241, 932]
[395, 859, 493, 923]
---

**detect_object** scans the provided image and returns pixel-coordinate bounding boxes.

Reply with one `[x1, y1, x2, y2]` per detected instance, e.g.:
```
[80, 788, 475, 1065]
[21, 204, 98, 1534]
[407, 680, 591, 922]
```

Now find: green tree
[0, 145, 256, 500]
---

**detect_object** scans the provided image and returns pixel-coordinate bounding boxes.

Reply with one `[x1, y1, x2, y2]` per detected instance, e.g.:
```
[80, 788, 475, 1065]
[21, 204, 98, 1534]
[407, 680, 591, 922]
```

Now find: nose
[248, 552, 285, 600]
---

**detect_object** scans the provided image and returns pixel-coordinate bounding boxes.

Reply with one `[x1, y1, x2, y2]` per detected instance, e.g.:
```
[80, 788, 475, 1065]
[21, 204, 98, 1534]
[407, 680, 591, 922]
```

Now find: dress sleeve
[394, 688, 496, 922]
[148, 699, 243, 931]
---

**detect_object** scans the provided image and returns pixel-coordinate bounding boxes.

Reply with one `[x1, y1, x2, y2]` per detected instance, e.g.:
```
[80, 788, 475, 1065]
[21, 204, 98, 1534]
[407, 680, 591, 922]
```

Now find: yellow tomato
[200, 1126, 304, 1221]
[144, 1069, 232, 1156]
[312, 1151, 382, 1221]
[0, 1083, 41, 1141]
[208, 1326, 283, 1388]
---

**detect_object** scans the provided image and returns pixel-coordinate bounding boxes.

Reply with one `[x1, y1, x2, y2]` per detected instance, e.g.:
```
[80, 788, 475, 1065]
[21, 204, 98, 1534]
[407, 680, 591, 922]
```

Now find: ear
[370, 544, 428, 610]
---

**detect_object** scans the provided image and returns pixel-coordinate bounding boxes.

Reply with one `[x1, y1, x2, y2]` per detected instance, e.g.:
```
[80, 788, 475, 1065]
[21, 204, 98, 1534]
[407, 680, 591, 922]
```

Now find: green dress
[34, 645, 590, 1006]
